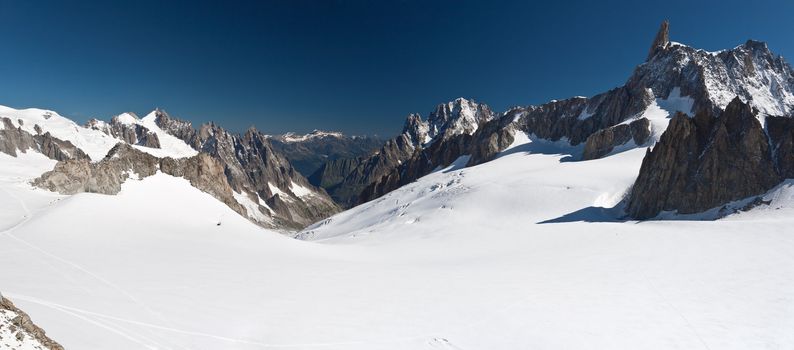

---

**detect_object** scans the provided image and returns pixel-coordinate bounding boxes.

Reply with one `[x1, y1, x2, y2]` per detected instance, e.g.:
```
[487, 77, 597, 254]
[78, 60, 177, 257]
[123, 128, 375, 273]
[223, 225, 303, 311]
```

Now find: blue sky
[1, 0, 793, 136]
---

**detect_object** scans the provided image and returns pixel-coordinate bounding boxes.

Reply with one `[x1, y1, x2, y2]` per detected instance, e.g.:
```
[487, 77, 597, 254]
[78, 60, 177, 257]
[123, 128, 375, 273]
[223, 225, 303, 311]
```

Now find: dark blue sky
[2, 0, 793, 136]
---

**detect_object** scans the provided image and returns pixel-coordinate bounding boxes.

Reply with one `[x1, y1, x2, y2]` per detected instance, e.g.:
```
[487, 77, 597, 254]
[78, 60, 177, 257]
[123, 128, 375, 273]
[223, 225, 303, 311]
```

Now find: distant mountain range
[267, 130, 383, 178]
[2, 21, 793, 230]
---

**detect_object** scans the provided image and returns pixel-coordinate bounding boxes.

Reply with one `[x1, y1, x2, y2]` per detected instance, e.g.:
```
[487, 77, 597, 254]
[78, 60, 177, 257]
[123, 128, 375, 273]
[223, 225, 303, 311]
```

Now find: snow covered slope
[135, 111, 198, 158]
[2, 133, 793, 349]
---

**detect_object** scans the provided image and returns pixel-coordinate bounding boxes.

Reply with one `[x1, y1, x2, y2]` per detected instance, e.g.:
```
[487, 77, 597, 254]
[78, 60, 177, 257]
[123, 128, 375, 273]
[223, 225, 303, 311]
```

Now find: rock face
[34, 143, 247, 217]
[315, 98, 493, 207]
[426, 98, 494, 138]
[635, 37, 794, 117]
[0, 293, 64, 350]
[626, 98, 782, 218]
[647, 20, 670, 61]
[268, 130, 382, 177]
[767, 116, 794, 177]
[152, 111, 340, 228]
[314, 133, 418, 207]
[582, 118, 651, 160]
[466, 110, 520, 166]
[1, 117, 90, 161]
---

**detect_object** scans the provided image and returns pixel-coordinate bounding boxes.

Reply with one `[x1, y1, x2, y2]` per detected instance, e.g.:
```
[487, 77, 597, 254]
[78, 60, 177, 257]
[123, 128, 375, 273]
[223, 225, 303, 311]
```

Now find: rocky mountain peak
[244, 125, 261, 139]
[626, 97, 782, 218]
[89, 112, 161, 148]
[401, 113, 428, 145]
[630, 23, 794, 119]
[427, 97, 494, 140]
[743, 39, 770, 52]
[647, 20, 670, 61]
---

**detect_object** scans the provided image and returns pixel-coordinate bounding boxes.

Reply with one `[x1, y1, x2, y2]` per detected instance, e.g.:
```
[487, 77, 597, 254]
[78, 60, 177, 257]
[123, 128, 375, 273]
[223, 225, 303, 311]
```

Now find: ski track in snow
[5, 293, 452, 349]
[0, 182, 186, 350]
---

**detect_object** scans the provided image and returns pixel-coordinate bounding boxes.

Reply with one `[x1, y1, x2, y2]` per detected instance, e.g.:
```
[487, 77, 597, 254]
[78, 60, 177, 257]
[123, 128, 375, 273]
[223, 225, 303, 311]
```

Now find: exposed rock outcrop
[85, 113, 161, 148]
[647, 20, 670, 61]
[466, 110, 520, 166]
[160, 153, 245, 215]
[152, 110, 340, 228]
[34, 143, 247, 217]
[1, 117, 89, 161]
[323, 133, 417, 207]
[626, 98, 781, 218]
[767, 116, 794, 178]
[582, 118, 651, 160]
[0, 118, 37, 157]
[0, 293, 64, 350]
[426, 98, 494, 138]
[402, 113, 428, 145]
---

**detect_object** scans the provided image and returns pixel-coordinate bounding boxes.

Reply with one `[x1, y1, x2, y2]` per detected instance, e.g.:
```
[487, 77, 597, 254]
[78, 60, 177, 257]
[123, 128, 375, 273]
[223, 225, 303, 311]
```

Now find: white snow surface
[1, 133, 793, 349]
[289, 181, 315, 198]
[113, 112, 139, 125]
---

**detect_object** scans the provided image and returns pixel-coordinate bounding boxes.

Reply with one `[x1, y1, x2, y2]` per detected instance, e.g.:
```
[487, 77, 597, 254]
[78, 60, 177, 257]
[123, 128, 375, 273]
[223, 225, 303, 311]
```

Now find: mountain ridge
[0, 106, 340, 230]
[314, 21, 794, 210]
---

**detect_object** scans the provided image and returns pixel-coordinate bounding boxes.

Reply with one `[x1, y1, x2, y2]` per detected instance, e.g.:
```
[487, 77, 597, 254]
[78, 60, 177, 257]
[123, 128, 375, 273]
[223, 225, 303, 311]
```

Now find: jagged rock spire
[402, 113, 428, 145]
[647, 20, 670, 61]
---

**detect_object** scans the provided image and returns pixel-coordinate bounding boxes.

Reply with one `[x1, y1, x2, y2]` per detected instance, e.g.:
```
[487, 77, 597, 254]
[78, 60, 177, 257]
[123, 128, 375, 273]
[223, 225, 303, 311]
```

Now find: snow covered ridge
[0, 105, 198, 161]
[1, 104, 338, 230]
[274, 130, 347, 143]
[88, 110, 199, 158]
[0, 105, 121, 161]
[639, 25, 794, 119]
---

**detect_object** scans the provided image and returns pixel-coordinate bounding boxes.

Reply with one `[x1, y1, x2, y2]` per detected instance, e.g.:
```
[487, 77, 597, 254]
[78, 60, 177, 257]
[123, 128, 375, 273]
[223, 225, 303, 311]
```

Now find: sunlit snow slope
[1, 134, 793, 349]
